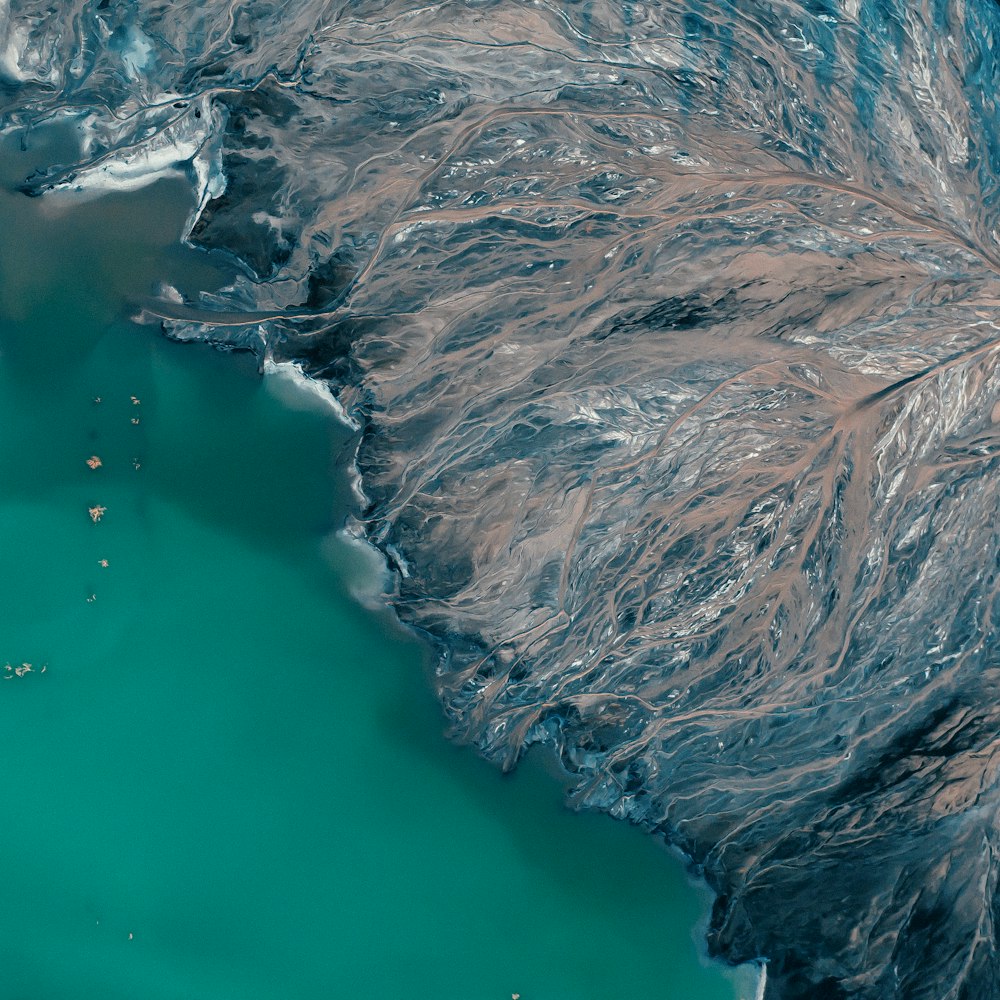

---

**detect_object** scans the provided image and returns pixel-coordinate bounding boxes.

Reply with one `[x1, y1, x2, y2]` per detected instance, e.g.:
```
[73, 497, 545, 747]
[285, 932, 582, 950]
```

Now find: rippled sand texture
[5, 2, 1000, 997]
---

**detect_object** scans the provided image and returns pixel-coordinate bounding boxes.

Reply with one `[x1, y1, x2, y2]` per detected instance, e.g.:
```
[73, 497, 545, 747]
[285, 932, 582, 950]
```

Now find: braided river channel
[0, 129, 752, 1000]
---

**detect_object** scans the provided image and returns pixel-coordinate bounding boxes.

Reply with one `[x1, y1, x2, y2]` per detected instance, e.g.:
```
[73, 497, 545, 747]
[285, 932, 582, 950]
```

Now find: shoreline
[3, 103, 769, 1000]
[9, 2, 997, 991]
[242, 196, 763, 997]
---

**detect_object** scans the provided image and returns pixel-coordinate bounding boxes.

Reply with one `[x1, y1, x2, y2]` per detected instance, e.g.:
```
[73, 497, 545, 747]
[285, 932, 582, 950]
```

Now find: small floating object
[3, 664, 10, 672]
[93, 396, 102, 404]
[86, 594, 97, 603]
[88, 505, 107, 523]
[41, 665, 46, 673]
[86, 455, 102, 470]
[98, 559, 109, 568]
[128, 932, 133, 941]
[15, 663, 32, 677]
[132, 458, 141, 470]
[131, 417, 140, 425]
[130, 396, 141, 405]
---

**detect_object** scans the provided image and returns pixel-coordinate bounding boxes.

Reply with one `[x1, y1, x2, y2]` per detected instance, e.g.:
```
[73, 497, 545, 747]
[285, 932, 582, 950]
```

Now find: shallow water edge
[0, 125, 751, 1000]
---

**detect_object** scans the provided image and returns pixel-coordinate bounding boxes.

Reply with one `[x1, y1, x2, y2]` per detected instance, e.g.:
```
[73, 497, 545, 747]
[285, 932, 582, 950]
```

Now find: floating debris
[88, 505, 107, 523]
[130, 396, 141, 405]
[98, 559, 109, 568]
[93, 396, 102, 404]
[86, 594, 97, 603]
[86, 455, 102, 470]
[15, 663, 32, 677]
[132, 458, 141, 470]
[131, 417, 140, 425]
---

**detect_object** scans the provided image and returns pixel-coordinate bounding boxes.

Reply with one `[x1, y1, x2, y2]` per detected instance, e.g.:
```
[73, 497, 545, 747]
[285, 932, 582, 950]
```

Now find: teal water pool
[0, 129, 750, 1000]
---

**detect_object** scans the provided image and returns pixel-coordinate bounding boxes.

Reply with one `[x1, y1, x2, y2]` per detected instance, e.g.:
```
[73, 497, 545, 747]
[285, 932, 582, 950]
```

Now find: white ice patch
[755, 962, 767, 1000]
[0, 20, 29, 82]
[119, 25, 154, 79]
[263, 358, 358, 429]
[348, 456, 369, 507]
[0, 0, 56, 84]
[321, 520, 395, 608]
[186, 105, 227, 237]
[47, 97, 221, 209]
[723, 957, 767, 1000]
[154, 282, 184, 305]
[56, 141, 185, 194]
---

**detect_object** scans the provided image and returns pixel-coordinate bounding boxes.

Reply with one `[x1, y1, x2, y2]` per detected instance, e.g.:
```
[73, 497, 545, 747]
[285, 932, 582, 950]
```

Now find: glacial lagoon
[0, 131, 750, 1000]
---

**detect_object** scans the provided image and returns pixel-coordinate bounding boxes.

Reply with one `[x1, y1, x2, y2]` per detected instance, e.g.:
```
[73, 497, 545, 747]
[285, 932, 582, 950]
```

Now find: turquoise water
[0, 130, 749, 1000]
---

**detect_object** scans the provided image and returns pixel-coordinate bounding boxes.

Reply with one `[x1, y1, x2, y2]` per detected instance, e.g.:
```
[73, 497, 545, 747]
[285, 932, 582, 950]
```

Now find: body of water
[0, 129, 750, 1000]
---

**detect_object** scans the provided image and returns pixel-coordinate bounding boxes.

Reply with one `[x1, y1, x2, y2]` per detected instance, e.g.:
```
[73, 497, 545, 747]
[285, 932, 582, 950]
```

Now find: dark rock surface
[4, 1, 1000, 996]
